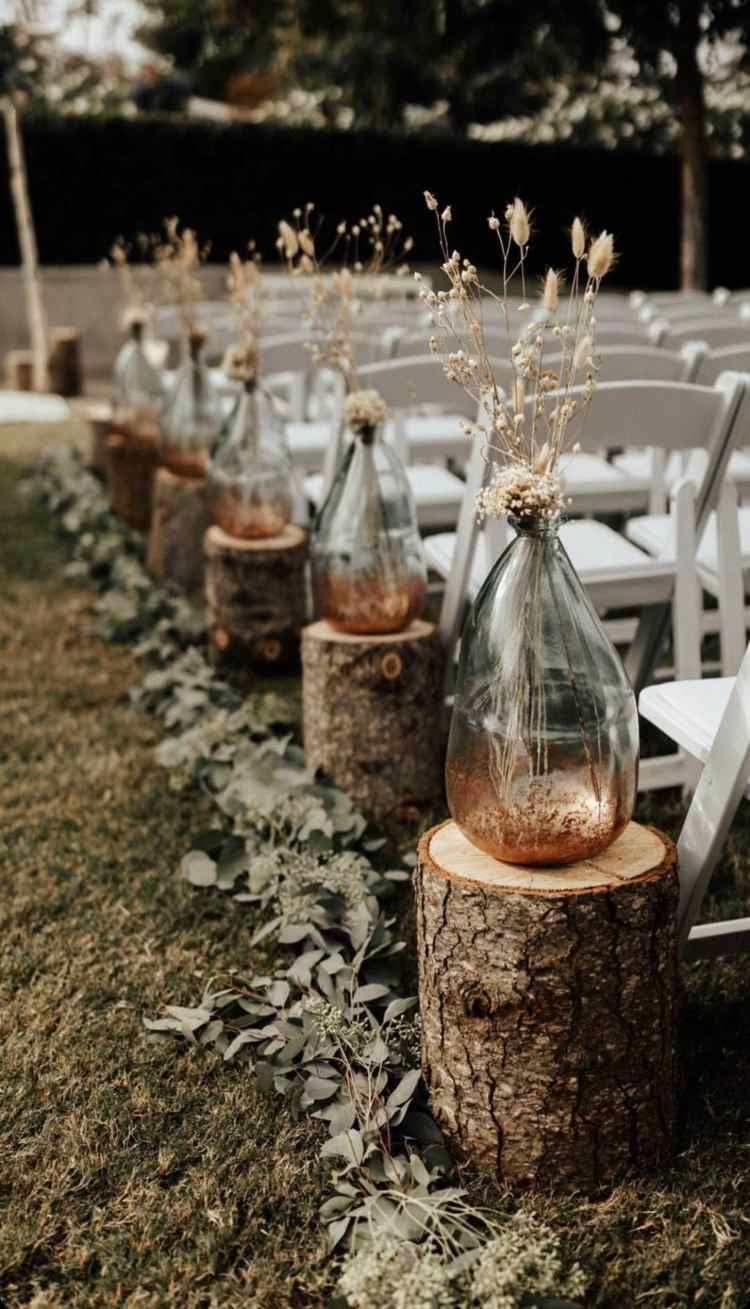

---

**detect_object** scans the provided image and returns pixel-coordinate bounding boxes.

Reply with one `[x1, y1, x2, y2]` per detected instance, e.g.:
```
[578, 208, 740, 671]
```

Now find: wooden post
[302, 619, 444, 819]
[147, 468, 210, 593]
[204, 523, 307, 666]
[415, 820, 679, 1191]
[106, 432, 158, 533]
[5, 349, 33, 390]
[48, 327, 83, 397]
[2, 98, 49, 393]
[72, 400, 113, 479]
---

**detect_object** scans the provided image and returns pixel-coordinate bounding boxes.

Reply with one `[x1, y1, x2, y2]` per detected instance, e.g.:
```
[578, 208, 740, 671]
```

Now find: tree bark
[675, 13, 708, 291]
[106, 432, 158, 533]
[2, 98, 49, 392]
[204, 523, 307, 665]
[302, 619, 444, 819]
[147, 468, 210, 593]
[416, 819, 679, 1190]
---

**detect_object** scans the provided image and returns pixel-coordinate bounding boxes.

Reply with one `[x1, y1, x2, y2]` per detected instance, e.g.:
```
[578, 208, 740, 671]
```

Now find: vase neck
[508, 513, 561, 541]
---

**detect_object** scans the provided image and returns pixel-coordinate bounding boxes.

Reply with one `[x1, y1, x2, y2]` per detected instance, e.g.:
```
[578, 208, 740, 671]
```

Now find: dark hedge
[0, 113, 746, 289]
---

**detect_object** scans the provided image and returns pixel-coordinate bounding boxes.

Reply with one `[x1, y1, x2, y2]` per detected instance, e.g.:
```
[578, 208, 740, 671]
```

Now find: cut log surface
[48, 327, 82, 397]
[204, 523, 307, 665]
[302, 619, 444, 819]
[416, 819, 679, 1191]
[106, 433, 158, 533]
[5, 349, 33, 391]
[147, 468, 210, 593]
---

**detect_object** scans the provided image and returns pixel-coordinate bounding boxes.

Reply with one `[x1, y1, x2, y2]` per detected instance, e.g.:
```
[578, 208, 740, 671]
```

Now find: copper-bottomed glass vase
[207, 382, 293, 539]
[159, 333, 222, 479]
[310, 422, 427, 635]
[112, 320, 164, 446]
[446, 514, 639, 866]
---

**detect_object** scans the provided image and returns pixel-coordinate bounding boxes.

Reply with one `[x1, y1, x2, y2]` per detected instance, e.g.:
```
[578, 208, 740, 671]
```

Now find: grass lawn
[1, 429, 750, 1307]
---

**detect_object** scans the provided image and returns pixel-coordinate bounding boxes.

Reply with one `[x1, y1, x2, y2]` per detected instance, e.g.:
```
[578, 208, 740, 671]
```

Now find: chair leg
[676, 652, 750, 952]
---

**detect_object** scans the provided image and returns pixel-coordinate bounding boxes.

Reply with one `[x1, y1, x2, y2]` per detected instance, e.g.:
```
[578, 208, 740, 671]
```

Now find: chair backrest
[693, 343, 750, 386]
[437, 373, 748, 661]
[356, 354, 478, 418]
[659, 320, 750, 350]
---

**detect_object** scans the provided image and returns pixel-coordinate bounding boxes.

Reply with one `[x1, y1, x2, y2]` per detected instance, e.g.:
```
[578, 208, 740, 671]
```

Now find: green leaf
[387, 1068, 422, 1109]
[321, 1129, 364, 1164]
[180, 851, 217, 887]
[353, 983, 391, 1003]
[305, 1076, 340, 1101]
[383, 996, 418, 1023]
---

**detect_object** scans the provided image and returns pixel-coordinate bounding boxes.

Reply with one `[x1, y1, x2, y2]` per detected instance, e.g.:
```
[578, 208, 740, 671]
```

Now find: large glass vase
[310, 424, 427, 635]
[446, 516, 639, 866]
[207, 383, 293, 539]
[159, 334, 222, 479]
[112, 321, 163, 446]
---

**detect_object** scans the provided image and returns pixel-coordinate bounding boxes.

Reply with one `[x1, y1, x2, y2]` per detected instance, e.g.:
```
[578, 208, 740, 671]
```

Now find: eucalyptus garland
[27, 450, 586, 1309]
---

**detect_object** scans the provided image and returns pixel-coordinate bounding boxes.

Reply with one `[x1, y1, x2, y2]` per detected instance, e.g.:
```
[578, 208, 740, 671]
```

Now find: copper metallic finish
[159, 444, 207, 480]
[312, 571, 427, 636]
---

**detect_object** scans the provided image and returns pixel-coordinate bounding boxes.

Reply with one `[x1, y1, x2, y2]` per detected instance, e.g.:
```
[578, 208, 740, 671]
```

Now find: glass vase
[112, 321, 163, 447]
[207, 382, 293, 539]
[159, 333, 222, 479]
[310, 422, 427, 635]
[446, 515, 639, 866]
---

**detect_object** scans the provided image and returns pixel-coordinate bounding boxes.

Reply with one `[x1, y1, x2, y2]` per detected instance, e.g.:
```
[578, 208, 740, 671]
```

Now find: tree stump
[48, 327, 82, 396]
[415, 819, 679, 1191]
[5, 349, 33, 391]
[302, 619, 444, 819]
[147, 468, 210, 593]
[204, 523, 307, 666]
[106, 432, 158, 532]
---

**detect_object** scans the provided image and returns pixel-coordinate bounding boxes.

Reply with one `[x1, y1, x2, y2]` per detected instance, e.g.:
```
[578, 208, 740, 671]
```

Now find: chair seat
[627, 505, 750, 575]
[0, 392, 71, 424]
[561, 451, 650, 512]
[639, 677, 734, 763]
[426, 519, 675, 607]
[287, 414, 470, 473]
[305, 464, 465, 528]
[615, 448, 750, 495]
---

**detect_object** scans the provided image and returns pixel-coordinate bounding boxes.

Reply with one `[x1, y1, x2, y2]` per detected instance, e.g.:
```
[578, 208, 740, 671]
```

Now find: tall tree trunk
[3, 96, 49, 391]
[675, 19, 708, 291]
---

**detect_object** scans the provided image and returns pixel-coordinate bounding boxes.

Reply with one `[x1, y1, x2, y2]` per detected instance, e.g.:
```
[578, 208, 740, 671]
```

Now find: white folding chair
[656, 320, 750, 351]
[427, 377, 748, 780]
[639, 640, 750, 960]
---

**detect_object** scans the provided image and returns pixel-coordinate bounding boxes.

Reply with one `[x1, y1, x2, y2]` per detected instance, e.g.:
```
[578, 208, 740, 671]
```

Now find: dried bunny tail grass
[508, 197, 531, 249]
[342, 388, 388, 432]
[571, 216, 586, 260]
[587, 230, 615, 280]
[541, 268, 560, 315]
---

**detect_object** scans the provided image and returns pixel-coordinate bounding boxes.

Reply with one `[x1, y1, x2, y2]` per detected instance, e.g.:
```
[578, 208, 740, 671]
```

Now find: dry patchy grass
[2, 449, 750, 1307]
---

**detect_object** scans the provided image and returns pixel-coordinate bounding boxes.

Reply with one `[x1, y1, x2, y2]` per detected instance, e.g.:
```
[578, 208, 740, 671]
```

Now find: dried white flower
[542, 268, 559, 315]
[424, 190, 439, 211]
[222, 342, 257, 383]
[277, 219, 299, 261]
[343, 388, 388, 433]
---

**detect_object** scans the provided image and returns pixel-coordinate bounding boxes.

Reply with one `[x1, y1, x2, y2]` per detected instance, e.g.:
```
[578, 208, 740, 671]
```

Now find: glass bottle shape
[159, 332, 223, 479]
[207, 382, 293, 539]
[446, 515, 639, 866]
[310, 422, 427, 635]
[112, 320, 163, 445]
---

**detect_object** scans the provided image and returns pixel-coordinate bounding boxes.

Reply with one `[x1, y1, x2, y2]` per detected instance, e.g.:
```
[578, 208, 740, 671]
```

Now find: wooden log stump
[416, 819, 679, 1191]
[147, 468, 210, 593]
[106, 432, 158, 532]
[5, 349, 33, 391]
[48, 327, 82, 396]
[204, 523, 307, 666]
[302, 619, 444, 819]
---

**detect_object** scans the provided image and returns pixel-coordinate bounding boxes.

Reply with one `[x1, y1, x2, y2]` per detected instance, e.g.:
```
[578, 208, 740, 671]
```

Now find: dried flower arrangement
[277, 203, 413, 391]
[153, 216, 209, 340]
[109, 235, 160, 334]
[420, 193, 615, 522]
[342, 388, 388, 434]
[222, 243, 263, 385]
